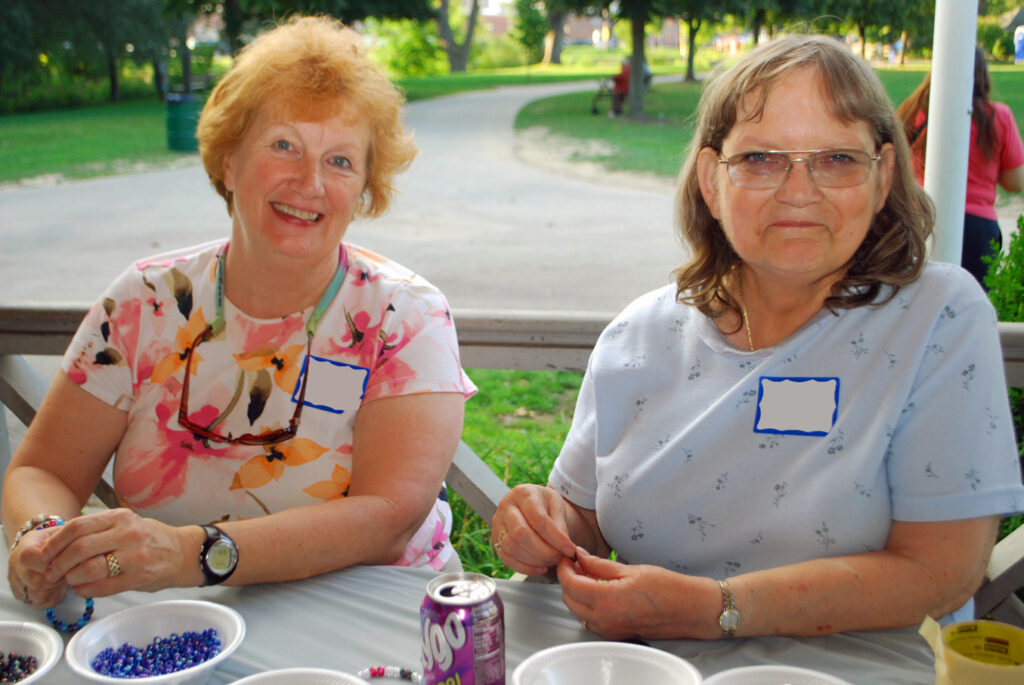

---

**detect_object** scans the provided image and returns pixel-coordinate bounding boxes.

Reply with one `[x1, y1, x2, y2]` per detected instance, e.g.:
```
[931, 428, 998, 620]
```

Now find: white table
[1, 560, 938, 683]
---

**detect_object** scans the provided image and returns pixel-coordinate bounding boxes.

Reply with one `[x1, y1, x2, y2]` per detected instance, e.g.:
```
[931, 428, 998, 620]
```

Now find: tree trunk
[542, 11, 567, 65]
[435, 0, 480, 72]
[684, 17, 700, 83]
[859, 23, 867, 60]
[107, 51, 120, 103]
[898, 30, 908, 66]
[752, 8, 765, 46]
[223, 0, 244, 57]
[181, 24, 193, 97]
[626, 8, 646, 120]
[153, 57, 167, 102]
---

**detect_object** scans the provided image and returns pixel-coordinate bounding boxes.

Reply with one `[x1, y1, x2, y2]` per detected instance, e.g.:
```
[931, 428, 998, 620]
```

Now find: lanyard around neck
[210, 248, 347, 338]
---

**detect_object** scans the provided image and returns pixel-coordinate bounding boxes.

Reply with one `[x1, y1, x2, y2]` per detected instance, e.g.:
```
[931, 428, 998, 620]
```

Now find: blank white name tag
[297, 355, 370, 415]
[754, 376, 839, 436]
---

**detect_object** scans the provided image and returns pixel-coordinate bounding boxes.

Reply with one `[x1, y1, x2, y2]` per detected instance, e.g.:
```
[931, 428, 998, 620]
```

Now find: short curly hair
[197, 15, 416, 218]
[675, 34, 934, 319]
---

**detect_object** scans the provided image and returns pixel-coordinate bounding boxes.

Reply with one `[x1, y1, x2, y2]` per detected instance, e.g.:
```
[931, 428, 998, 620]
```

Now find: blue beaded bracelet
[35, 519, 96, 635]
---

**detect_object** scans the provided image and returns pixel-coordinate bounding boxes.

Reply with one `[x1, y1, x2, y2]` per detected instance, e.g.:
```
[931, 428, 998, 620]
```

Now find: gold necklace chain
[740, 300, 754, 352]
[736, 271, 755, 352]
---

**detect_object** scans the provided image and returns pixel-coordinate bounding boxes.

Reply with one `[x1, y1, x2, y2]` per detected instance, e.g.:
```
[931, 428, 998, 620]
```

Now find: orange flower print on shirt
[150, 309, 210, 385]
[230, 437, 327, 490]
[234, 343, 307, 395]
[303, 463, 352, 501]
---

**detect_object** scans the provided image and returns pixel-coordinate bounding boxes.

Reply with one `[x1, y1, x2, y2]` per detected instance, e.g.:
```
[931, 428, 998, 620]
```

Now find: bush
[471, 33, 532, 70]
[985, 214, 1024, 540]
[365, 18, 448, 78]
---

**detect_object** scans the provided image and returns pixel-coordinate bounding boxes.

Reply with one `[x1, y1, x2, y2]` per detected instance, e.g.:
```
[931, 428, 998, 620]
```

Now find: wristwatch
[198, 524, 238, 586]
[717, 579, 740, 638]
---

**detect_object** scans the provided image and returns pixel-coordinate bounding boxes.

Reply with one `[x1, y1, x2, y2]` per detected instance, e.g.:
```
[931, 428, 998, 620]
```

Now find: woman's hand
[9, 525, 69, 609]
[490, 484, 578, 576]
[38, 508, 200, 597]
[556, 548, 720, 641]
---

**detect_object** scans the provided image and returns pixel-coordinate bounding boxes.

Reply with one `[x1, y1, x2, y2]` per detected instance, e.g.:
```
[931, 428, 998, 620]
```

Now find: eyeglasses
[177, 324, 311, 445]
[717, 148, 881, 189]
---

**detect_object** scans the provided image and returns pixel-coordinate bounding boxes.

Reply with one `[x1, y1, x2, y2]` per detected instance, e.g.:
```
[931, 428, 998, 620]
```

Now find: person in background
[6, 16, 476, 622]
[896, 47, 1024, 287]
[491, 34, 1023, 641]
[611, 58, 630, 117]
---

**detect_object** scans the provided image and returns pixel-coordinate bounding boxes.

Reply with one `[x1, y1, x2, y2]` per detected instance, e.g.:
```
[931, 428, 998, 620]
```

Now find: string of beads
[91, 629, 221, 678]
[356, 665, 423, 683]
[33, 519, 95, 634]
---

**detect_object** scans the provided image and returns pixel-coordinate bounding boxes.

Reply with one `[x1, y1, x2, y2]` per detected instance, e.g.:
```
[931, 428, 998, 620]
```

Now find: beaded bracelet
[356, 666, 422, 683]
[34, 519, 96, 634]
[8, 514, 64, 552]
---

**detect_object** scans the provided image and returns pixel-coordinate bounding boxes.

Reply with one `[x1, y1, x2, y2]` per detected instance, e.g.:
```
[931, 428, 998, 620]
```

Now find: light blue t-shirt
[551, 261, 1023, 621]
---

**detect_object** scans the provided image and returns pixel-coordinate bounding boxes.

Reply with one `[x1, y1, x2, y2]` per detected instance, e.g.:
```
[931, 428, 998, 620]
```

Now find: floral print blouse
[62, 239, 476, 570]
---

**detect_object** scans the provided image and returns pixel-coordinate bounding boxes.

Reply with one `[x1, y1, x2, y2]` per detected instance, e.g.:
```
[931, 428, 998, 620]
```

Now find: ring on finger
[493, 529, 508, 553]
[104, 552, 122, 578]
[22, 585, 31, 605]
[580, 619, 589, 631]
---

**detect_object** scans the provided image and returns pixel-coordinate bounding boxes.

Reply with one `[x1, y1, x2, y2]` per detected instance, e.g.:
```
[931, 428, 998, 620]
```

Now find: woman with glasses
[5, 17, 476, 612]
[491, 35, 1023, 640]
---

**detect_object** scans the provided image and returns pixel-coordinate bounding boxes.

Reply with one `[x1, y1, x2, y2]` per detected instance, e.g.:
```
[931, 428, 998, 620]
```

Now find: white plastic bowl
[0, 620, 63, 684]
[233, 668, 370, 684]
[704, 664, 854, 685]
[513, 642, 703, 685]
[65, 599, 245, 685]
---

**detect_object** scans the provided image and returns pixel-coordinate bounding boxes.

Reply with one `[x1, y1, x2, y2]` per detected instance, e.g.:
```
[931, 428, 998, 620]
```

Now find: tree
[433, 0, 481, 72]
[0, 0, 40, 100]
[512, 0, 547, 63]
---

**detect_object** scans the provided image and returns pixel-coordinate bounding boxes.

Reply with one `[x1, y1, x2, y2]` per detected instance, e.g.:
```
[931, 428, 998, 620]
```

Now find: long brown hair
[675, 35, 933, 321]
[895, 47, 997, 161]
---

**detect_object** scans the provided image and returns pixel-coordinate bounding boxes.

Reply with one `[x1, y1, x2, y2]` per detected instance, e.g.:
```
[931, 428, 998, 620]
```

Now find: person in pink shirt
[897, 47, 1024, 287]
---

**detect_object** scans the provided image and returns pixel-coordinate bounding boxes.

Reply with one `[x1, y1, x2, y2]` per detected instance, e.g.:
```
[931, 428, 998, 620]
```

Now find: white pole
[923, 0, 978, 265]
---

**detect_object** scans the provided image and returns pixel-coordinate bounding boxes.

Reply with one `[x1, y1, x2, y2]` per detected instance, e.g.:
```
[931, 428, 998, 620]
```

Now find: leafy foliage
[985, 215, 1024, 540]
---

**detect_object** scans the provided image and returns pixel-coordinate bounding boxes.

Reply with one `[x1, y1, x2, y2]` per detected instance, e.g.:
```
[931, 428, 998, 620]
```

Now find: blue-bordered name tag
[753, 376, 839, 436]
[295, 355, 369, 415]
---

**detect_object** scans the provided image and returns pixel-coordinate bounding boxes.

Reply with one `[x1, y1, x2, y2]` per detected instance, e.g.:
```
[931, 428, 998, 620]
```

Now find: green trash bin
[166, 94, 202, 152]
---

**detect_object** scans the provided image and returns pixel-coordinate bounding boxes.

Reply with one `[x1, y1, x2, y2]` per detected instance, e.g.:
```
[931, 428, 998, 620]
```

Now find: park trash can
[166, 94, 202, 152]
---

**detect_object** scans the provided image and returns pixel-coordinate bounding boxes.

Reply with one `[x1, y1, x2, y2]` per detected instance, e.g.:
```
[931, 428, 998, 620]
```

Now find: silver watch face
[207, 538, 238, 575]
[719, 608, 740, 632]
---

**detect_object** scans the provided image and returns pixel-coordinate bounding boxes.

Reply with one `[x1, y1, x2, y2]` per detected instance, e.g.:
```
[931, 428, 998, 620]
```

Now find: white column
[924, 0, 978, 265]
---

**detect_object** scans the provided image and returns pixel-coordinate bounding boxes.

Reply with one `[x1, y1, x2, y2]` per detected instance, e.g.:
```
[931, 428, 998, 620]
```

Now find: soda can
[421, 572, 505, 685]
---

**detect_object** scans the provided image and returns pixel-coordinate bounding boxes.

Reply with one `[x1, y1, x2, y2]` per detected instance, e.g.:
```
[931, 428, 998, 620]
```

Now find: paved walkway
[0, 81, 683, 315]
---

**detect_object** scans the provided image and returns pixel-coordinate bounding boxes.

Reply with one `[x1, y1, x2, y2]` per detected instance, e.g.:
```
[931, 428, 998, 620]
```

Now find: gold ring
[104, 552, 122, 578]
[493, 529, 508, 553]
[580, 619, 589, 631]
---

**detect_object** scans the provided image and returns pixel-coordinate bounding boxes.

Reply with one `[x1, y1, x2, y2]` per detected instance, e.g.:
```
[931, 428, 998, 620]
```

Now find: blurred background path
[0, 81, 684, 315]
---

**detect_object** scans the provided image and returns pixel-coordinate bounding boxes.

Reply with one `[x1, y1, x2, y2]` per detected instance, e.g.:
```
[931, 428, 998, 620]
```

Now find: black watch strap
[199, 524, 238, 587]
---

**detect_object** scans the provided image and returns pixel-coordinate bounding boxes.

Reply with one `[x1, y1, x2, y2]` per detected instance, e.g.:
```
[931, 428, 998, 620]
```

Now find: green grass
[0, 101, 192, 184]
[454, 368, 582, 577]
[514, 80, 703, 177]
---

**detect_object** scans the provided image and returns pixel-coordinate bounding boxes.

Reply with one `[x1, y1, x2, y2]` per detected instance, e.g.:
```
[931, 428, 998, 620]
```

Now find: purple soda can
[421, 572, 505, 685]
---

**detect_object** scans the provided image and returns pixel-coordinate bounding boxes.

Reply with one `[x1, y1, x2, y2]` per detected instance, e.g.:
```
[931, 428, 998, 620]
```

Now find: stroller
[590, 77, 613, 115]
